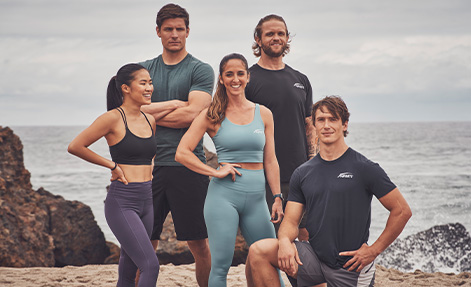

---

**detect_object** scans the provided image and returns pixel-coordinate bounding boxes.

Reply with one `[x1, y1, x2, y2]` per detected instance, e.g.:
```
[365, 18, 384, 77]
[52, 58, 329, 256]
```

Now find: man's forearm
[305, 117, 318, 159]
[156, 106, 201, 129]
[371, 207, 412, 256]
[370, 188, 412, 256]
[278, 219, 300, 244]
[141, 101, 186, 121]
[156, 91, 211, 129]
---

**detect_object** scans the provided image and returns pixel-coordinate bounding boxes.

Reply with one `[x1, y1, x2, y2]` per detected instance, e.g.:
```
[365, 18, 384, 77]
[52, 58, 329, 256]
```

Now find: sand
[1, 263, 470, 286]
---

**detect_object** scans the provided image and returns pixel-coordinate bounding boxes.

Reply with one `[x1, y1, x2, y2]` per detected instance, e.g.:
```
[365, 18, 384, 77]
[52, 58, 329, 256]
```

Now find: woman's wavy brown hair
[206, 53, 249, 124]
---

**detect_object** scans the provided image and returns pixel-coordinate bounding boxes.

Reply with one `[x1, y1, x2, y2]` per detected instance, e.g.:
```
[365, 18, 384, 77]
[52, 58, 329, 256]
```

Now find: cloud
[0, 0, 470, 125]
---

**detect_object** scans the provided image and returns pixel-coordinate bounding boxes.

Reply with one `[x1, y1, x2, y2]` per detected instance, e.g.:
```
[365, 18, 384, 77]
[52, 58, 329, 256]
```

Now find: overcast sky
[1, 0, 470, 126]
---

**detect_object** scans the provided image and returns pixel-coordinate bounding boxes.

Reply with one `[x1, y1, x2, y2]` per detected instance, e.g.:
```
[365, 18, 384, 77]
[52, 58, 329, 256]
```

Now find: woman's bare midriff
[118, 164, 154, 182]
[220, 162, 263, 170]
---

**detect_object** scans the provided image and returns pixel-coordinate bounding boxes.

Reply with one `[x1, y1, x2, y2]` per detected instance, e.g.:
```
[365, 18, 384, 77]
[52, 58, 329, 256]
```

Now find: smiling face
[314, 106, 348, 146]
[157, 18, 189, 53]
[219, 59, 249, 97]
[257, 19, 289, 58]
[123, 69, 153, 105]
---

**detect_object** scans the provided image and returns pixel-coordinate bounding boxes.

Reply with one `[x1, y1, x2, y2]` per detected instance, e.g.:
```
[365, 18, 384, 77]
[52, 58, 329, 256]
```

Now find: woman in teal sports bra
[176, 53, 285, 287]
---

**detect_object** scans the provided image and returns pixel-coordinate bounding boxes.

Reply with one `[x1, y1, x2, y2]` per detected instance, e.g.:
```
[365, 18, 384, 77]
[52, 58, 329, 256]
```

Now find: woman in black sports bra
[68, 63, 183, 286]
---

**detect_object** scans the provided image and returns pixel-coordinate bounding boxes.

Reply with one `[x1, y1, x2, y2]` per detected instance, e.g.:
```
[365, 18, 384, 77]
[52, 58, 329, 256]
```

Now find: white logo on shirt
[294, 83, 305, 89]
[253, 129, 264, 134]
[337, 172, 353, 179]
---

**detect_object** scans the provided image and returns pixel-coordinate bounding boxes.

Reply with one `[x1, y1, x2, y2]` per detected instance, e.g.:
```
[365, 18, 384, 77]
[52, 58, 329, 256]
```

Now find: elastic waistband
[108, 180, 152, 199]
[111, 180, 152, 186]
[210, 168, 265, 192]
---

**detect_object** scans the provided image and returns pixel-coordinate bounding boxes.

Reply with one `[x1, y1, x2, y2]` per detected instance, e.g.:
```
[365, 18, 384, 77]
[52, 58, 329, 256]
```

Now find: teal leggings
[204, 168, 284, 287]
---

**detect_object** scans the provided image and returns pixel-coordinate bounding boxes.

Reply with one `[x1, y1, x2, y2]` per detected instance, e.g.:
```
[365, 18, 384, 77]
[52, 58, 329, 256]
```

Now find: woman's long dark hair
[106, 63, 146, 111]
[206, 53, 249, 124]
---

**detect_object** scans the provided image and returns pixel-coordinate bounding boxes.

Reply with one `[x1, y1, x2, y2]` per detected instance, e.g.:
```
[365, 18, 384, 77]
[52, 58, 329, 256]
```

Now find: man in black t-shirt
[245, 15, 316, 240]
[246, 96, 412, 287]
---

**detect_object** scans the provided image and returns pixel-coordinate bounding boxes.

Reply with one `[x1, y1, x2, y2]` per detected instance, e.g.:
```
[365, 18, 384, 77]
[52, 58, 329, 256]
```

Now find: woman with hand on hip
[175, 53, 285, 287]
[68, 63, 183, 286]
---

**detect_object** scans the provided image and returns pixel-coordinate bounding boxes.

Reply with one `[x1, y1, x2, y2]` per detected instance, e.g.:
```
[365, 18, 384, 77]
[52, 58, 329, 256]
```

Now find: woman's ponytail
[107, 76, 123, 111]
[106, 63, 147, 111]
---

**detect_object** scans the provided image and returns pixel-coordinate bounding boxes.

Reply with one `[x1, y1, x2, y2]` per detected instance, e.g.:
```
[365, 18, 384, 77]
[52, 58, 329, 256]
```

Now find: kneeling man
[246, 96, 412, 287]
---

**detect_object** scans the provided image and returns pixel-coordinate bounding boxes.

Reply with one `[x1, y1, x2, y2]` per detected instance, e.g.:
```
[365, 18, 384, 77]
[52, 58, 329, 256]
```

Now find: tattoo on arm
[305, 117, 318, 159]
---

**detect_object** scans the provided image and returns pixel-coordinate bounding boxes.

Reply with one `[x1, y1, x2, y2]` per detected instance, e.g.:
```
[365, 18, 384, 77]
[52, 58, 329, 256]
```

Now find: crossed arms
[141, 90, 212, 129]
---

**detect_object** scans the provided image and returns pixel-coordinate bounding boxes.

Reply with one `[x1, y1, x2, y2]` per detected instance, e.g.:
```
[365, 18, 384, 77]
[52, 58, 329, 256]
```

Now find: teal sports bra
[212, 104, 265, 163]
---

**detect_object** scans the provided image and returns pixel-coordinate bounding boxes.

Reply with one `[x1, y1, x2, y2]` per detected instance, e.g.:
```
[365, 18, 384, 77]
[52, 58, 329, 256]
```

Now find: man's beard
[261, 42, 287, 57]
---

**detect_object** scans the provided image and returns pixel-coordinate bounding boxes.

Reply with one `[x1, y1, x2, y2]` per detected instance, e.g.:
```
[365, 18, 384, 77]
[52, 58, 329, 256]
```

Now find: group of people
[68, 3, 412, 287]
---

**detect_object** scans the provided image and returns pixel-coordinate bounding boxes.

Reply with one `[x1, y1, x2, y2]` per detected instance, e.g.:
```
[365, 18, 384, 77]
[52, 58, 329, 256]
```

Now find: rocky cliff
[0, 126, 117, 267]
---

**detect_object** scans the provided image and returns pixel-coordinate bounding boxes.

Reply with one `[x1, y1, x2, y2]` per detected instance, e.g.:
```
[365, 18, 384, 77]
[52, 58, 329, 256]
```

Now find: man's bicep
[192, 63, 215, 95]
[284, 201, 305, 225]
[378, 188, 409, 212]
[188, 90, 212, 112]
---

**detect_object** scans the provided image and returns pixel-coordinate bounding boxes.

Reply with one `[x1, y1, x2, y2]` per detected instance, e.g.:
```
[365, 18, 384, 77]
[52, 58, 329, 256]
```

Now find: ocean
[10, 122, 471, 269]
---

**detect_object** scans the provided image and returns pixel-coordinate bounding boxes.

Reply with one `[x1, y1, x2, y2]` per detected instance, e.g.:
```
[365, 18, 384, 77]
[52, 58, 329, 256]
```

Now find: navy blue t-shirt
[288, 148, 396, 269]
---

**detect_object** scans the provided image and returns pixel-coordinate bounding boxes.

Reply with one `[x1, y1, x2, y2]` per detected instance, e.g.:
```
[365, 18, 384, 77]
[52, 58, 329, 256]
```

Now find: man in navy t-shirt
[246, 96, 412, 287]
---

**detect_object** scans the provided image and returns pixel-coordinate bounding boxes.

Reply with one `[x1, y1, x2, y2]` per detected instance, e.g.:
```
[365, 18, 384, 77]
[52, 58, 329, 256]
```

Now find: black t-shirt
[245, 64, 313, 183]
[288, 148, 396, 269]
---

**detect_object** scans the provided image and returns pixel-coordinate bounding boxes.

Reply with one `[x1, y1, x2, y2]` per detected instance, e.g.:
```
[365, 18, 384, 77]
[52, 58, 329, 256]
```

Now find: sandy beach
[1, 263, 470, 286]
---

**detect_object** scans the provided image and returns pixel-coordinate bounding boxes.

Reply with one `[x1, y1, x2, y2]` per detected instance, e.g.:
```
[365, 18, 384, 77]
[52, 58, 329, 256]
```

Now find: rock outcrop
[377, 223, 471, 273]
[0, 126, 117, 267]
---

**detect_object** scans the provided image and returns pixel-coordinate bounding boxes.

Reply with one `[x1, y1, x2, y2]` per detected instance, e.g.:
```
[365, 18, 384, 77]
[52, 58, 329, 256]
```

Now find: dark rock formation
[0, 126, 114, 267]
[36, 187, 108, 266]
[377, 223, 471, 273]
[104, 241, 121, 264]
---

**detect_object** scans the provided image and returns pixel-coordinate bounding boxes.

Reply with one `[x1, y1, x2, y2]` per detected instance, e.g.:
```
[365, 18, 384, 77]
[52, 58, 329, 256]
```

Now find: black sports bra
[109, 107, 157, 165]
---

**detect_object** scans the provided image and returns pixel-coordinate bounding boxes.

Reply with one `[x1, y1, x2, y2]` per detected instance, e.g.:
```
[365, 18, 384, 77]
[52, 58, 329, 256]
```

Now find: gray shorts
[288, 241, 375, 287]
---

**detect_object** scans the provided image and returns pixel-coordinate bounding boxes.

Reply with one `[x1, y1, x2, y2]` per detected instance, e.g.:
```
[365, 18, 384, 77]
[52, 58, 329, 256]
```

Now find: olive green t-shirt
[140, 54, 215, 166]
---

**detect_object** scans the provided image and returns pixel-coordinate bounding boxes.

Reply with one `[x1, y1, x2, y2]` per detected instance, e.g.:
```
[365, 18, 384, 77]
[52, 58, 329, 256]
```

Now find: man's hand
[278, 240, 302, 277]
[339, 243, 378, 272]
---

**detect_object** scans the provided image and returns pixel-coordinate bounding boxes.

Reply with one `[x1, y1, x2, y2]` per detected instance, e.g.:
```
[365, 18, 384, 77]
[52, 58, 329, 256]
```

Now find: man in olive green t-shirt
[139, 4, 214, 287]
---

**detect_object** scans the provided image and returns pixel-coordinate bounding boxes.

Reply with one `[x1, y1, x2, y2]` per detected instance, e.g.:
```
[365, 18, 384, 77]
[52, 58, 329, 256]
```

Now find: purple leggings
[105, 181, 159, 287]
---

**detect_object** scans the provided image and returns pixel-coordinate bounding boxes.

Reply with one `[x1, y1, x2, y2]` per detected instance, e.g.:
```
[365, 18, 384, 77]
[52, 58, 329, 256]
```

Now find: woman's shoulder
[257, 104, 273, 117]
[255, 104, 274, 126]
[96, 108, 122, 123]
[83, 109, 122, 134]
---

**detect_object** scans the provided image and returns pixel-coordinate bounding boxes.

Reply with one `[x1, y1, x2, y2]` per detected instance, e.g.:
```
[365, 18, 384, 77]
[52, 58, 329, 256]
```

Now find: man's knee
[248, 238, 278, 264]
[187, 239, 210, 258]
